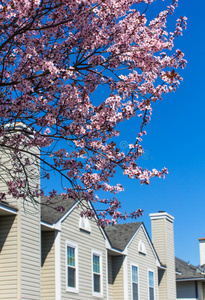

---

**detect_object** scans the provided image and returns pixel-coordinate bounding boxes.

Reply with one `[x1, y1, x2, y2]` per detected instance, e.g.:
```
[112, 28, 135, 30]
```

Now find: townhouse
[0, 189, 178, 299]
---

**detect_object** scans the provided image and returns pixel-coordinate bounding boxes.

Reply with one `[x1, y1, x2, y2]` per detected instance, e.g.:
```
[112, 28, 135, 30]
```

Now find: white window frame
[131, 263, 140, 300]
[66, 241, 79, 293]
[148, 269, 155, 300]
[92, 249, 103, 298]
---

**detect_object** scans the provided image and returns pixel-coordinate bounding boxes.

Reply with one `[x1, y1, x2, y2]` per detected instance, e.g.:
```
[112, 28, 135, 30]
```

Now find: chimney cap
[199, 238, 205, 241]
[149, 212, 174, 223]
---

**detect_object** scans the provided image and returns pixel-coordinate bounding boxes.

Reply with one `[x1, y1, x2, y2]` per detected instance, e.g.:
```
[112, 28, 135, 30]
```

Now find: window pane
[149, 287, 154, 300]
[68, 267, 75, 288]
[132, 266, 138, 283]
[93, 255, 100, 273]
[94, 274, 100, 292]
[149, 271, 154, 288]
[67, 246, 75, 267]
[133, 283, 138, 300]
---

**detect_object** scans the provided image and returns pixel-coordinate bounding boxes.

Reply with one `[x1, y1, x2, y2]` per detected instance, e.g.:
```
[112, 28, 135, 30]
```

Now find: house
[175, 239, 205, 300]
[0, 129, 177, 299]
[41, 195, 109, 300]
[0, 188, 178, 300]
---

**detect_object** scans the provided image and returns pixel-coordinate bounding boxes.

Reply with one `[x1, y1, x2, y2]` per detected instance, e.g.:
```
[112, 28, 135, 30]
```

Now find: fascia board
[41, 221, 61, 231]
[0, 204, 17, 215]
[54, 199, 112, 249]
[57, 200, 80, 224]
[124, 223, 161, 267]
[176, 278, 205, 282]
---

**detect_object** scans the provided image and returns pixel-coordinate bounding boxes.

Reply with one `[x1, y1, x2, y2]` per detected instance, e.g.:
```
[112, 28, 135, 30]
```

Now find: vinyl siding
[127, 226, 159, 300]
[0, 215, 18, 299]
[112, 256, 124, 300]
[41, 231, 56, 300]
[19, 199, 41, 299]
[60, 206, 107, 300]
[152, 217, 176, 300]
[108, 255, 113, 300]
[0, 149, 18, 208]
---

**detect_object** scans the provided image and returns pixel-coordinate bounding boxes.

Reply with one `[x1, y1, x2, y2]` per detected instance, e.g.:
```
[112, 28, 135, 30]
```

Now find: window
[132, 265, 139, 300]
[148, 270, 154, 300]
[66, 242, 78, 293]
[92, 250, 103, 297]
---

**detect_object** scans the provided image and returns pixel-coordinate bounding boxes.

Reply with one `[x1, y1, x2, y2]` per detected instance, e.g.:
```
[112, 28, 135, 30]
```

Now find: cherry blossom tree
[0, 0, 186, 225]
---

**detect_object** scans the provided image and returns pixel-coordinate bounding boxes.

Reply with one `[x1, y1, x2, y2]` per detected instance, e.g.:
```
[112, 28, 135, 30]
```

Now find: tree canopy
[0, 0, 186, 225]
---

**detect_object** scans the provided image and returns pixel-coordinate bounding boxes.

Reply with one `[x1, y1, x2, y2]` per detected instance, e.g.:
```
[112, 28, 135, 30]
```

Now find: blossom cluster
[0, 0, 186, 224]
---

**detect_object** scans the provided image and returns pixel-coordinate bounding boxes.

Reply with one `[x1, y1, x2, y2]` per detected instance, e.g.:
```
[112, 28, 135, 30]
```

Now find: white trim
[176, 278, 205, 282]
[55, 231, 61, 300]
[92, 249, 103, 298]
[159, 265, 166, 270]
[123, 255, 128, 300]
[175, 271, 182, 275]
[47, 199, 113, 250]
[0, 204, 17, 215]
[41, 221, 61, 231]
[66, 241, 79, 293]
[148, 268, 155, 300]
[149, 212, 174, 223]
[131, 263, 140, 300]
[106, 249, 109, 300]
[106, 244, 127, 255]
[58, 200, 80, 224]
[125, 224, 161, 266]
[126, 225, 141, 249]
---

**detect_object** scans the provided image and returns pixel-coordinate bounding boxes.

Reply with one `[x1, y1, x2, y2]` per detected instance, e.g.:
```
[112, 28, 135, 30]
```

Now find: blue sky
[43, 0, 205, 266]
[115, 0, 205, 266]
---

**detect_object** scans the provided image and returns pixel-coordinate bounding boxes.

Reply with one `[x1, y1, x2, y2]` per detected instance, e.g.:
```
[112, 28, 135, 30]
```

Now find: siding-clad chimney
[0, 124, 41, 299]
[199, 238, 205, 266]
[149, 212, 176, 300]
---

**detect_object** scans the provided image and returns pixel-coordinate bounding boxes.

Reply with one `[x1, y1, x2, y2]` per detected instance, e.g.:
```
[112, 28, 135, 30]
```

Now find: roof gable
[104, 222, 142, 251]
[41, 195, 76, 224]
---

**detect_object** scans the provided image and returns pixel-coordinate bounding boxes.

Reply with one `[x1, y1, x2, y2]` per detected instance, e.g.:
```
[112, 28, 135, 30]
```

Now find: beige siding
[0, 149, 18, 208]
[152, 217, 176, 300]
[17, 145, 41, 299]
[108, 254, 125, 300]
[127, 226, 159, 300]
[0, 215, 18, 299]
[41, 231, 55, 300]
[112, 256, 124, 300]
[19, 200, 41, 299]
[108, 255, 113, 300]
[60, 206, 107, 300]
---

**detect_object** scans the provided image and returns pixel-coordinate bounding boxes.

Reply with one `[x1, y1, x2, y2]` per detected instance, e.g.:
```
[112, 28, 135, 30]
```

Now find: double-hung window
[132, 265, 139, 300]
[148, 270, 154, 300]
[66, 241, 78, 293]
[92, 250, 103, 297]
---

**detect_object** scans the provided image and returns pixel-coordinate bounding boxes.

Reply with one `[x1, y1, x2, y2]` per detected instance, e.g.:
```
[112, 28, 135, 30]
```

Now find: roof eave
[176, 277, 205, 282]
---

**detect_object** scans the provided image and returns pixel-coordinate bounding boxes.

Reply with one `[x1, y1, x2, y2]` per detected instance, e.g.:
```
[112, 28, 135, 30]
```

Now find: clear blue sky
[114, 0, 205, 266]
[43, 0, 205, 266]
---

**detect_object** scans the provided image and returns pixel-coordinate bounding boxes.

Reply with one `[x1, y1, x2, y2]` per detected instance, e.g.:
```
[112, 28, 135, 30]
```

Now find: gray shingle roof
[104, 222, 142, 251]
[175, 257, 205, 280]
[41, 195, 76, 224]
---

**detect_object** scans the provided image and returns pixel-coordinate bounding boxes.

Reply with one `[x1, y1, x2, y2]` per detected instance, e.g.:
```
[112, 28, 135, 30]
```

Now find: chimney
[149, 211, 176, 300]
[199, 238, 205, 265]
